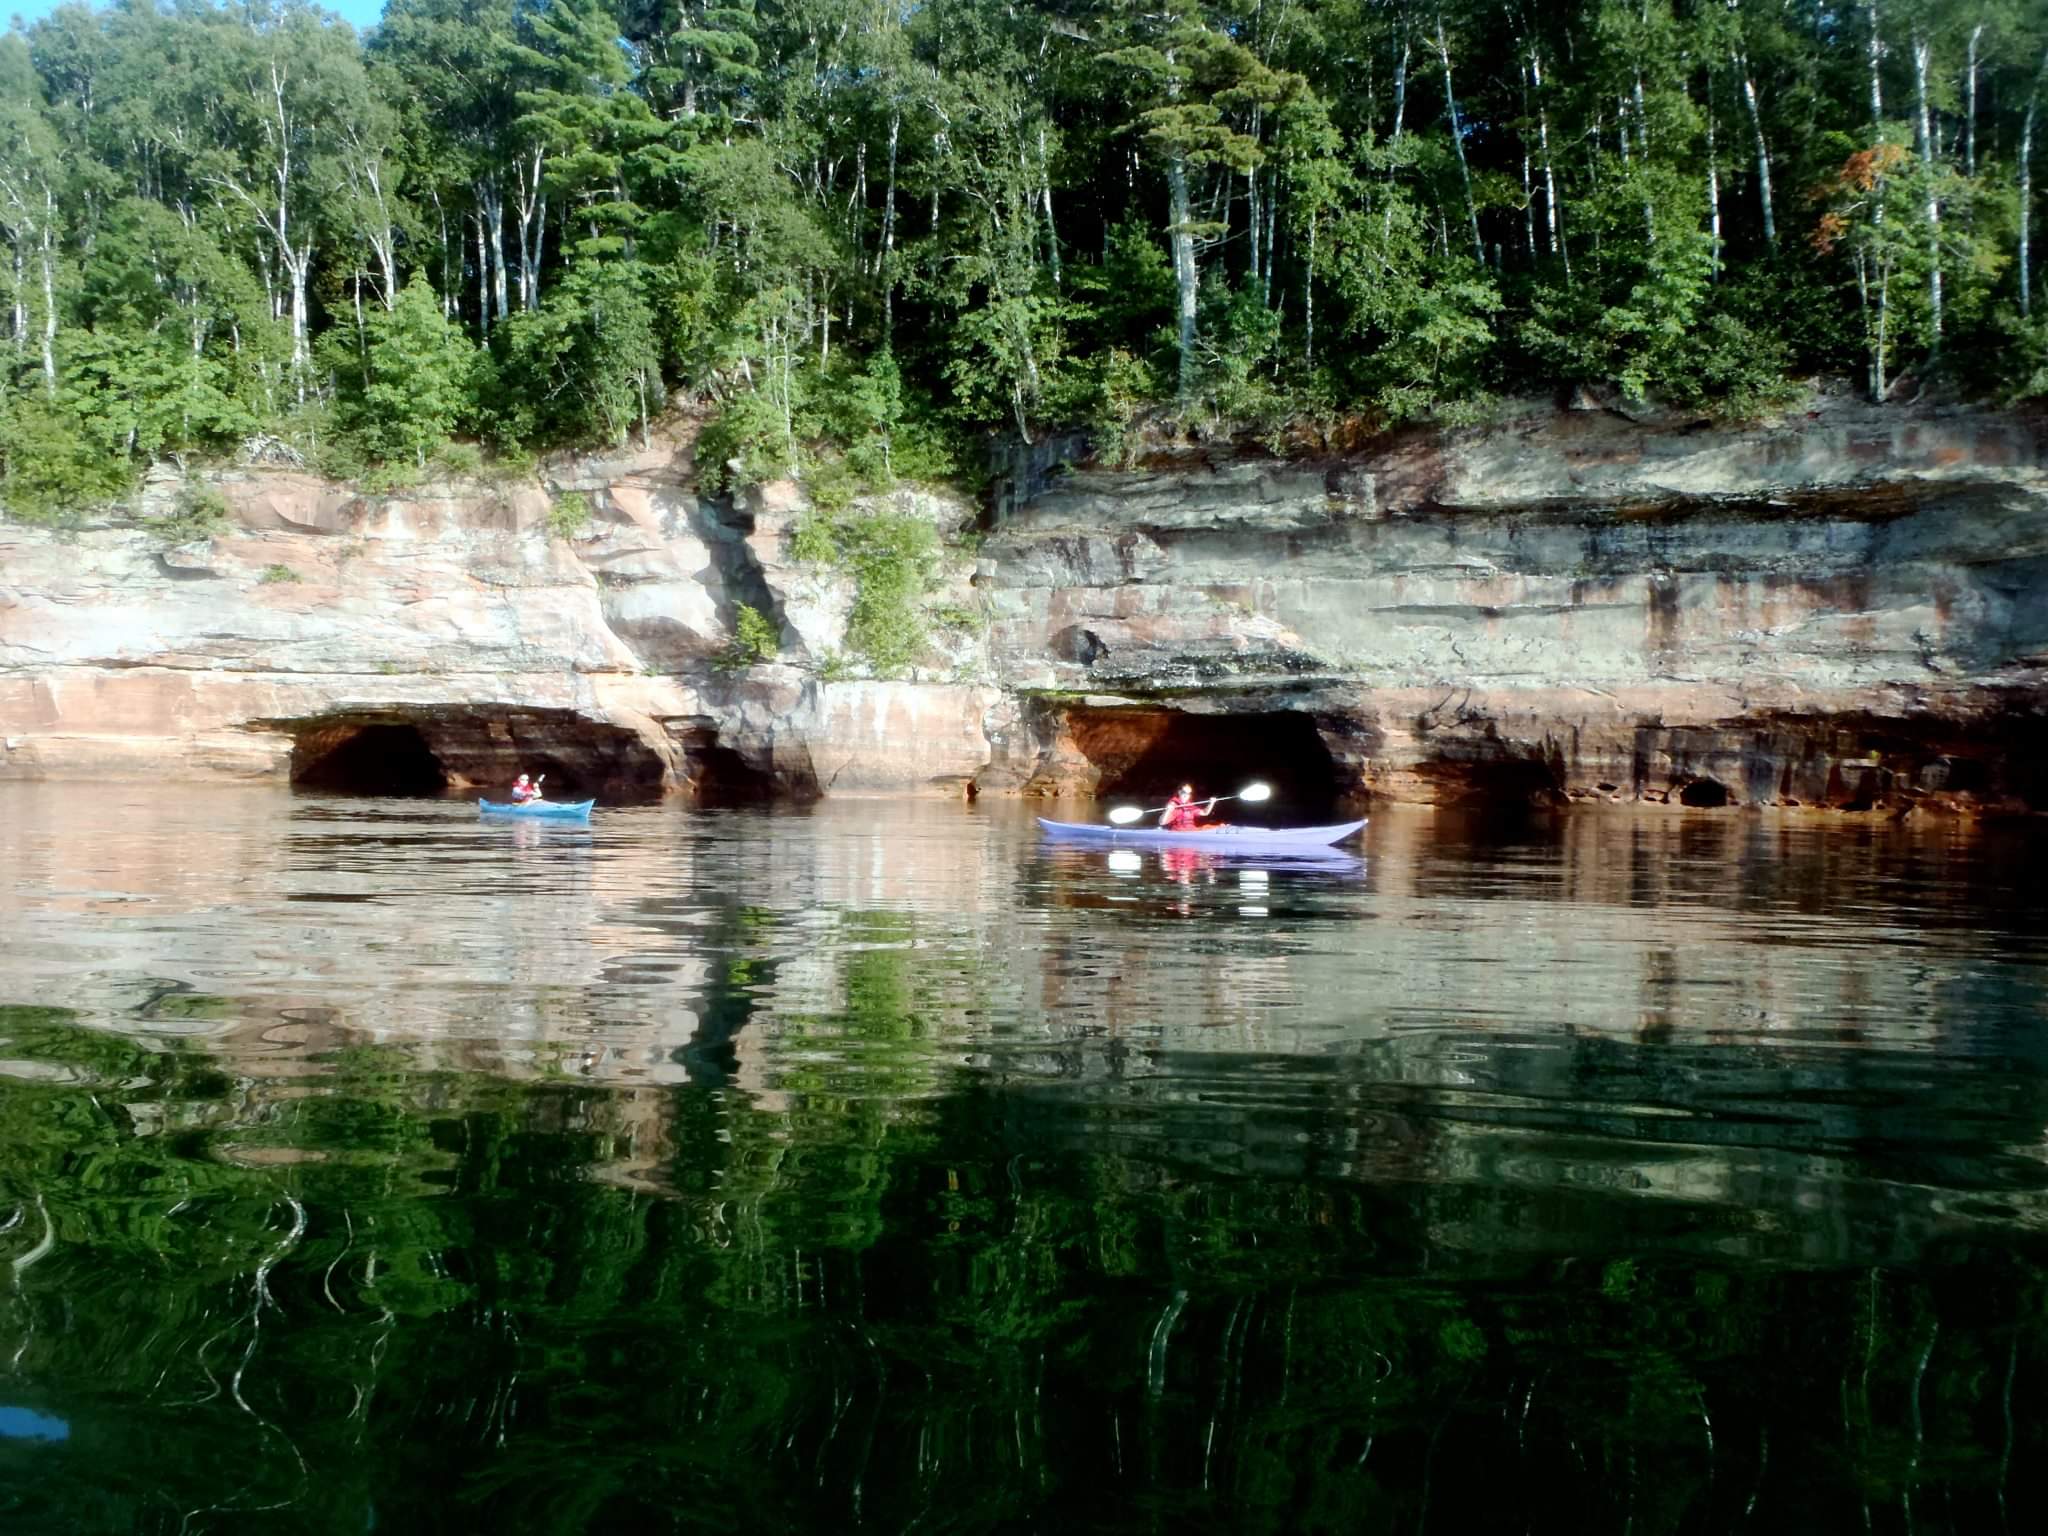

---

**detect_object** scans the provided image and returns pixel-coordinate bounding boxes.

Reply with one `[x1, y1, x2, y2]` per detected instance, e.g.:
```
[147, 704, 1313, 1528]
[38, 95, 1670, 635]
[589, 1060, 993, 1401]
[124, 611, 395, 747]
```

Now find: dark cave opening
[291, 723, 447, 797]
[1678, 777, 1732, 808]
[284, 709, 673, 802]
[685, 741, 794, 805]
[1064, 706, 1342, 821]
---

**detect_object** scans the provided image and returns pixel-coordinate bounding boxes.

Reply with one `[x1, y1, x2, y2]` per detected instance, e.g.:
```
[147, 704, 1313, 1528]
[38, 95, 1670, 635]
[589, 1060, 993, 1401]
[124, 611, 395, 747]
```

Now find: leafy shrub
[694, 388, 793, 495]
[778, 507, 938, 674]
[716, 602, 780, 670]
[151, 483, 232, 545]
[259, 563, 300, 584]
[355, 275, 479, 467]
[483, 444, 538, 480]
[436, 442, 483, 476]
[840, 511, 938, 674]
[301, 415, 372, 483]
[787, 512, 838, 566]
[493, 260, 663, 449]
[734, 602, 779, 659]
[0, 388, 137, 524]
[546, 491, 593, 541]
[360, 459, 422, 496]
[1078, 347, 1167, 468]
[802, 453, 861, 512]
[697, 351, 964, 500]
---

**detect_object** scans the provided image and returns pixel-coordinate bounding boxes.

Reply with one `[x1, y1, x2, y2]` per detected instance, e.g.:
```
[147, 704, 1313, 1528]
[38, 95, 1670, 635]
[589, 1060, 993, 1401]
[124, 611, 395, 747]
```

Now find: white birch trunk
[1169, 152, 1197, 399]
[36, 217, 55, 389]
[1706, 110, 1721, 278]
[1038, 120, 1059, 285]
[1966, 23, 1984, 176]
[1737, 59, 1777, 249]
[881, 111, 900, 338]
[473, 211, 490, 339]
[11, 238, 26, 353]
[1304, 209, 1316, 366]
[1435, 15, 1485, 265]
[513, 148, 547, 313]
[1533, 49, 1565, 276]
[1390, 38, 1408, 145]
[1913, 35, 1942, 352]
[2023, 50, 2048, 316]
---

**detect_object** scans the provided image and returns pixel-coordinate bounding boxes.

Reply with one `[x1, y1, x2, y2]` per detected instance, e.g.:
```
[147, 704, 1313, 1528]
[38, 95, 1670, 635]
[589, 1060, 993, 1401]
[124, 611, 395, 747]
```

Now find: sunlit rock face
[0, 426, 999, 800]
[2, 395, 2045, 811]
[980, 397, 2048, 814]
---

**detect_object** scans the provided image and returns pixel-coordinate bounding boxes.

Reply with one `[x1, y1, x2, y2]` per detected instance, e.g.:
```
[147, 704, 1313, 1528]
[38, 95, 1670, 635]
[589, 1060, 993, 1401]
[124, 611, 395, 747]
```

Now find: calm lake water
[2, 787, 2048, 1533]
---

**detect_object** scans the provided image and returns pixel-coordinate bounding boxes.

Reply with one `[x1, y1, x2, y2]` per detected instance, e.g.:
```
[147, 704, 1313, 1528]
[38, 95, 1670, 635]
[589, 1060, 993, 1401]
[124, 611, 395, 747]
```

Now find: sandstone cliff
[3, 395, 2044, 814]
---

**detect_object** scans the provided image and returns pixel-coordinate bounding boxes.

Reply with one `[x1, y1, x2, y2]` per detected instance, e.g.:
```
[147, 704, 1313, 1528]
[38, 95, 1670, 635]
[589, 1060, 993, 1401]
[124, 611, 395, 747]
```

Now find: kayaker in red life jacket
[1159, 784, 1216, 831]
[510, 773, 541, 803]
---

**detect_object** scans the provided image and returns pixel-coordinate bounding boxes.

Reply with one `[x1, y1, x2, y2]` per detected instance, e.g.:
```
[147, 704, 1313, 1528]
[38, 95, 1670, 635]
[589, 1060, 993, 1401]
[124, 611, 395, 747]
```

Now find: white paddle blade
[1107, 805, 1145, 825]
[1238, 782, 1273, 803]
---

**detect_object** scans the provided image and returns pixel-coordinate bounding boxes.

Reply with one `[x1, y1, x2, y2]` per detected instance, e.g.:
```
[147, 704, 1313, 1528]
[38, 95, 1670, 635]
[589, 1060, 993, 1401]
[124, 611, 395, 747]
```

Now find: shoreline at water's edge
[0, 776, 2031, 828]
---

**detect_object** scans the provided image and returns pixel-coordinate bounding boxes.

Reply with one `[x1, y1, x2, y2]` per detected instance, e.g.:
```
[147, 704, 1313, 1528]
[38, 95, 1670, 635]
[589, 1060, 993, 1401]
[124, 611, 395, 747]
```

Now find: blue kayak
[1037, 817, 1366, 850]
[479, 798, 595, 821]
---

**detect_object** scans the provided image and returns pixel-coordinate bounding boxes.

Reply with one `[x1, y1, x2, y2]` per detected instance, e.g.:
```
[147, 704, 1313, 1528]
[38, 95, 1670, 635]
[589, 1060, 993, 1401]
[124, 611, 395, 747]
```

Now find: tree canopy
[6, 0, 2048, 514]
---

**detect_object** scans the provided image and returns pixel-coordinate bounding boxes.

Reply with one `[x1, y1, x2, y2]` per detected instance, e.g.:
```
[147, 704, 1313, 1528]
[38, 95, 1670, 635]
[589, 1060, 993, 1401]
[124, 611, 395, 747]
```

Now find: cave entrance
[1678, 777, 1732, 808]
[283, 708, 675, 802]
[682, 737, 796, 805]
[1065, 706, 1341, 821]
[292, 723, 447, 797]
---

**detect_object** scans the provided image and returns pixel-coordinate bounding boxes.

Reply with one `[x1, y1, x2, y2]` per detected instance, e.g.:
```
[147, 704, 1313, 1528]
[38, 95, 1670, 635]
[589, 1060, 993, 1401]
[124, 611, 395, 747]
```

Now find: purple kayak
[1036, 817, 1367, 850]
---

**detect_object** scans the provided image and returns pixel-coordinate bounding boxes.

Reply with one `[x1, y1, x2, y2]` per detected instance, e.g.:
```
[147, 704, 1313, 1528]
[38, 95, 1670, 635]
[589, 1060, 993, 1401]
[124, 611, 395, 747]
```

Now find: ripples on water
[2, 786, 2047, 1532]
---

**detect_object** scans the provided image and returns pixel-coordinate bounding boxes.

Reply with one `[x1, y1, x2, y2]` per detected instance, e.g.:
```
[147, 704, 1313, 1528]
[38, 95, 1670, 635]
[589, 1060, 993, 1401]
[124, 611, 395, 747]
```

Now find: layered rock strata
[2, 396, 2044, 813]
[981, 399, 2048, 813]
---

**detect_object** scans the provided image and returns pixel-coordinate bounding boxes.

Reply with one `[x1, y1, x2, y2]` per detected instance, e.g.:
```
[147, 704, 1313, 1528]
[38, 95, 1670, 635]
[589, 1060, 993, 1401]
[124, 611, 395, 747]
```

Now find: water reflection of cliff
[7, 790, 2048, 1530]
[5, 790, 2047, 1261]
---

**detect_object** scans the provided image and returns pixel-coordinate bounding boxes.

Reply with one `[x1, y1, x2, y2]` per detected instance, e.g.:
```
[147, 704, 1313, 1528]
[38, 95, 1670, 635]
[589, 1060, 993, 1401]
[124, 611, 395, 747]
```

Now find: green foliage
[150, 483, 231, 545]
[717, 601, 780, 670]
[1074, 348, 1168, 468]
[787, 511, 838, 566]
[697, 352, 960, 503]
[259, 563, 301, 584]
[435, 441, 484, 477]
[695, 387, 793, 496]
[839, 510, 939, 675]
[783, 506, 939, 675]
[733, 601, 779, 660]
[0, 389, 133, 524]
[3, 0, 2047, 491]
[1070, 219, 1177, 359]
[546, 491, 593, 541]
[360, 459, 424, 496]
[340, 275, 478, 467]
[493, 259, 664, 450]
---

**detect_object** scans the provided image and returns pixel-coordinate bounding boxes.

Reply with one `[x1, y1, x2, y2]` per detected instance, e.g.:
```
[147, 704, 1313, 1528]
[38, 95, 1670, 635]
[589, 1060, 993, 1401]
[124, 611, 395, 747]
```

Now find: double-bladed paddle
[1107, 782, 1272, 825]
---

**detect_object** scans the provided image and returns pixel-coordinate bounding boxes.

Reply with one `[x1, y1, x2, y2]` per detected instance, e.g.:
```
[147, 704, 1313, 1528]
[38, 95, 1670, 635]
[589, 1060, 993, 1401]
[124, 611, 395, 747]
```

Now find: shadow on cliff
[1047, 703, 1351, 821]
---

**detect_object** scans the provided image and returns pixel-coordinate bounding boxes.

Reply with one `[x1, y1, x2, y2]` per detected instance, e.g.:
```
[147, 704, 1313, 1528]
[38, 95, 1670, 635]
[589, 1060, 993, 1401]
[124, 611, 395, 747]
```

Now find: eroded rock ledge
[3, 395, 2045, 815]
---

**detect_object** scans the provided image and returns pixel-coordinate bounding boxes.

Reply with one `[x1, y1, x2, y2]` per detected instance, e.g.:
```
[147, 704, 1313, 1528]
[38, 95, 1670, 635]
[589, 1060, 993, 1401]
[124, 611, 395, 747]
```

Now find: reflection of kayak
[1037, 817, 1366, 850]
[479, 798, 595, 820]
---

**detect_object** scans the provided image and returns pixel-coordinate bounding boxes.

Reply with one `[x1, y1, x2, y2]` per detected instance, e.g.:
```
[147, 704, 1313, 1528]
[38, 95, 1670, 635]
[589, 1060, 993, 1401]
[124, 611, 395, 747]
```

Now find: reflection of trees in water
[3, 1005, 2048, 1531]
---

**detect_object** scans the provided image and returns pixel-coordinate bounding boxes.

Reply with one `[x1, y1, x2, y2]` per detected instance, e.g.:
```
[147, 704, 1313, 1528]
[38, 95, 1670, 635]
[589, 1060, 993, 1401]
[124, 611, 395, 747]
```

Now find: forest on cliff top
[3, 0, 2046, 518]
